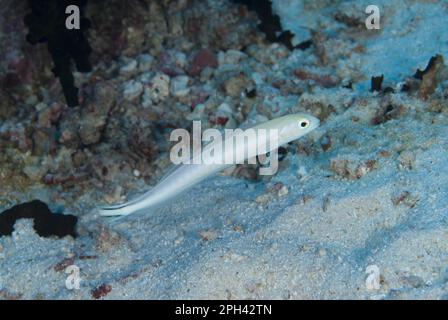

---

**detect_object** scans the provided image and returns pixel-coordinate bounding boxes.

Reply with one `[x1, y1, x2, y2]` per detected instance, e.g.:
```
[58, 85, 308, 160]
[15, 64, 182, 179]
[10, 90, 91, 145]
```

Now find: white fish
[98, 113, 320, 217]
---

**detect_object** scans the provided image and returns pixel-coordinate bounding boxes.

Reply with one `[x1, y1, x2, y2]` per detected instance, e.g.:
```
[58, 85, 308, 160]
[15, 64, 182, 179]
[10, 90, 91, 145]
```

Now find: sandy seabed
[0, 0, 448, 299]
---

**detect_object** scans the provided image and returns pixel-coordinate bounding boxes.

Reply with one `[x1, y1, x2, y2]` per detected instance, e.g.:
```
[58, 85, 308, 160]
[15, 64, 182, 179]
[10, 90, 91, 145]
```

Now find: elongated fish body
[98, 113, 320, 217]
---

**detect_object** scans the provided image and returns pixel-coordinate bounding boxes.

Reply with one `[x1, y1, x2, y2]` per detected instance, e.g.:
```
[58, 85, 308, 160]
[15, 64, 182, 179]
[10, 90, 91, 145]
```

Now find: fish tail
[97, 202, 137, 217]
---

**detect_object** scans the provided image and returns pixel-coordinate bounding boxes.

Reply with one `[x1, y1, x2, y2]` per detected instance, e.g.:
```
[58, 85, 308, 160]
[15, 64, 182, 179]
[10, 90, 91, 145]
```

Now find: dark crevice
[0, 200, 78, 238]
[231, 0, 301, 50]
[24, 0, 92, 107]
[296, 39, 313, 50]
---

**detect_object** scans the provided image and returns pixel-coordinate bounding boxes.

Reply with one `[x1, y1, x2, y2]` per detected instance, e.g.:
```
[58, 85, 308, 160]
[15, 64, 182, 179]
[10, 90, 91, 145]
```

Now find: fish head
[277, 113, 320, 143]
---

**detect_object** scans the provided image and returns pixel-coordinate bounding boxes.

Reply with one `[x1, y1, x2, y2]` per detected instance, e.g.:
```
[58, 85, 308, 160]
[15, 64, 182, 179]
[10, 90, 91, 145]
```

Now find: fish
[98, 113, 320, 217]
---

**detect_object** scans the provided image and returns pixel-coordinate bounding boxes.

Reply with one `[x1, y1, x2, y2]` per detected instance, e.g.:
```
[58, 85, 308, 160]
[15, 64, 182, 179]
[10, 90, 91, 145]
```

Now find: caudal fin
[97, 202, 136, 217]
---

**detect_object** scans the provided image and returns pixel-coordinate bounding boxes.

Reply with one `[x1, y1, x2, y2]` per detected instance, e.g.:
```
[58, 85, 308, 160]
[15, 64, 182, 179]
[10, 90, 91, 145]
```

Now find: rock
[186, 103, 206, 121]
[0, 91, 18, 120]
[330, 156, 377, 180]
[133, 169, 141, 177]
[58, 110, 81, 148]
[91, 284, 112, 300]
[22, 156, 50, 181]
[218, 49, 248, 66]
[170, 75, 190, 97]
[123, 80, 143, 101]
[79, 115, 106, 146]
[96, 226, 123, 252]
[199, 66, 215, 82]
[417, 54, 445, 99]
[129, 123, 158, 160]
[36, 103, 62, 128]
[32, 127, 56, 155]
[137, 54, 154, 73]
[141, 87, 153, 108]
[217, 102, 233, 114]
[78, 82, 117, 145]
[188, 49, 218, 76]
[158, 50, 187, 76]
[119, 59, 138, 77]
[147, 73, 170, 104]
[223, 73, 252, 97]
[24, 94, 38, 106]
[211, 102, 237, 128]
[34, 102, 47, 112]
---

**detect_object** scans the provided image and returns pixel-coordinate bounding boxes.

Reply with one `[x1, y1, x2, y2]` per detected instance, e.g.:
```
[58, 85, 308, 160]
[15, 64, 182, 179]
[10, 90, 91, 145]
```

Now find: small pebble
[255, 193, 272, 205]
[123, 80, 143, 100]
[398, 150, 416, 170]
[189, 48, 218, 76]
[133, 169, 141, 177]
[199, 229, 219, 241]
[35, 102, 47, 112]
[223, 73, 251, 97]
[296, 166, 307, 180]
[170, 75, 190, 97]
[137, 54, 154, 72]
[218, 49, 247, 65]
[148, 73, 170, 103]
[330, 157, 377, 180]
[277, 185, 289, 197]
[119, 59, 138, 76]
[217, 102, 233, 114]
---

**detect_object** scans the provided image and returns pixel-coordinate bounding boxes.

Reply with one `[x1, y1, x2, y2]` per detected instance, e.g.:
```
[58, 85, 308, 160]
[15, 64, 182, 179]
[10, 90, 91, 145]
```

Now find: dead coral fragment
[199, 229, 219, 241]
[91, 284, 112, 299]
[416, 54, 445, 99]
[300, 100, 336, 121]
[294, 69, 340, 88]
[397, 150, 417, 170]
[404, 54, 446, 99]
[223, 72, 253, 97]
[372, 103, 406, 125]
[334, 12, 365, 29]
[330, 157, 377, 180]
[96, 226, 123, 252]
[53, 256, 76, 272]
[42, 171, 89, 186]
[414, 55, 445, 79]
[392, 191, 419, 208]
[78, 81, 117, 145]
[188, 49, 218, 76]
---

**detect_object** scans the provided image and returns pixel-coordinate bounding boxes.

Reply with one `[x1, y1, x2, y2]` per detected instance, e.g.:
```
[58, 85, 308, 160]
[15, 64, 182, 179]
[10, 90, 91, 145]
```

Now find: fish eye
[299, 119, 310, 128]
